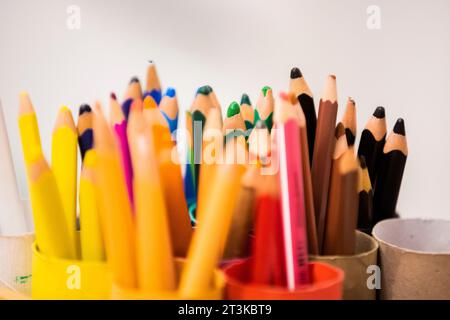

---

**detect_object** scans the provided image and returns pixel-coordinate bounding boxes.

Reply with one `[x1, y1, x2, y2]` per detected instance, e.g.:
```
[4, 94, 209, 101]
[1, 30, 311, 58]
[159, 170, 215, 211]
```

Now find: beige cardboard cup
[311, 230, 379, 300]
[373, 218, 450, 300]
[0, 233, 34, 297]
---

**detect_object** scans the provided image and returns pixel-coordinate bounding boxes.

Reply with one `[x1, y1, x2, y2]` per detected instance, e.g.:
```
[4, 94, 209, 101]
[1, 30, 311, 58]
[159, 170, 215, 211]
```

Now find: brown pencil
[373, 118, 408, 223]
[311, 75, 338, 251]
[357, 155, 373, 232]
[357, 106, 386, 185]
[289, 67, 316, 163]
[341, 98, 357, 147]
[322, 148, 359, 255]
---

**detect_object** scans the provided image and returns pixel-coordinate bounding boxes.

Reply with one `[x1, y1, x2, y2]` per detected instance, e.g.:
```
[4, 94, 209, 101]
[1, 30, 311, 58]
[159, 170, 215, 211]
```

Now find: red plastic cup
[224, 259, 344, 300]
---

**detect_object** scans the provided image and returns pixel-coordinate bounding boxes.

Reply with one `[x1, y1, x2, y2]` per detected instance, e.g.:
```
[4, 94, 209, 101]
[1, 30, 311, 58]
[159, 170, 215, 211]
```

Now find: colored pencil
[79, 150, 105, 261]
[128, 105, 176, 290]
[357, 155, 374, 232]
[322, 148, 359, 255]
[93, 102, 136, 288]
[275, 92, 311, 289]
[160, 87, 179, 134]
[0, 100, 27, 235]
[109, 93, 134, 208]
[255, 86, 274, 131]
[289, 67, 316, 163]
[51, 106, 78, 257]
[142, 95, 193, 257]
[341, 98, 357, 147]
[223, 101, 246, 141]
[25, 152, 76, 259]
[240, 93, 255, 130]
[144, 60, 162, 104]
[18, 92, 43, 165]
[357, 106, 387, 185]
[293, 96, 319, 255]
[311, 75, 338, 252]
[373, 118, 408, 223]
[77, 104, 93, 161]
[179, 137, 247, 298]
[251, 173, 285, 286]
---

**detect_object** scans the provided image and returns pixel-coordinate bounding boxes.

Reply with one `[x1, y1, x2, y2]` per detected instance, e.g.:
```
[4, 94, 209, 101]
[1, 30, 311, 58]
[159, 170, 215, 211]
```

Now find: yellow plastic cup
[31, 242, 111, 299]
[111, 258, 224, 300]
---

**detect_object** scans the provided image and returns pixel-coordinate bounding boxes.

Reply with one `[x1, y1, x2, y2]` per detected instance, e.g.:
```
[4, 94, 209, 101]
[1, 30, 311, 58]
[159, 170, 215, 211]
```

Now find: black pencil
[357, 106, 387, 185]
[373, 118, 408, 223]
[77, 104, 93, 161]
[289, 67, 316, 163]
[341, 98, 357, 147]
[357, 156, 373, 232]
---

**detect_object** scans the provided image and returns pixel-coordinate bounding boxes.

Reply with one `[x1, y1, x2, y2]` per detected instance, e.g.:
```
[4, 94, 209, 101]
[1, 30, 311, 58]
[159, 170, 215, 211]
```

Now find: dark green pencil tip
[227, 101, 241, 118]
[290, 67, 302, 79]
[197, 85, 212, 95]
[240, 93, 251, 106]
[254, 120, 267, 129]
[373, 106, 385, 119]
[262, 86, 271, 97]
[393, 118, 406, 135]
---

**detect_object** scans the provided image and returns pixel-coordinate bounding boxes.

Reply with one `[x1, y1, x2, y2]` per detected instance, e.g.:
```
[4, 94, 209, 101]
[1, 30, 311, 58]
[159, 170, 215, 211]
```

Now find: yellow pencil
[179, 137, 247, 298]
[18, 92, 42, 164]
[128, 106, 176, 291]
[79, 150, 105, 261]
[93, 101, 137, 288]
[26, 150, 76, 259]
[51, 106, 78, 258]
[142, 96, 193, 257]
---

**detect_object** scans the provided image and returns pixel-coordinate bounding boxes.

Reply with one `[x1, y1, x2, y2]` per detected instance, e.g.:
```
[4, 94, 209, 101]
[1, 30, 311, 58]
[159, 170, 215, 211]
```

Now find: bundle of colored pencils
[18, 62, 407, 296]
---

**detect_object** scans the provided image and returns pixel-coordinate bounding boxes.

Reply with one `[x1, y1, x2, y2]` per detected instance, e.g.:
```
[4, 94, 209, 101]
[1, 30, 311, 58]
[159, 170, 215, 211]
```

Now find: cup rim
[310, 230, 379, 260]
[372, 218, 450, 256]
[224, 259, 344, 295]
[0, 232, 34, 240]
[32, 241, 107, 267]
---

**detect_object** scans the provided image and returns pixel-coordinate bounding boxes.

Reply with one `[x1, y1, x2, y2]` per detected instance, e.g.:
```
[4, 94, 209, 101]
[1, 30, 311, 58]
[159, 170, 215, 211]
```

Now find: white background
[0, 0, 449, 221]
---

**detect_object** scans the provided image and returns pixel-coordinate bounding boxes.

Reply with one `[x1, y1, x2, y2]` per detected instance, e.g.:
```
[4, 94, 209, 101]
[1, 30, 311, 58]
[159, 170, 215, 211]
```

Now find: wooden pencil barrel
[373, 218, 450, 300]
[111, 258, 224, 300]
[0, 233, 34, 297]
[31, 242, 111, 299]
[223, 259, 343, 300]
[311, 230, 379, 300]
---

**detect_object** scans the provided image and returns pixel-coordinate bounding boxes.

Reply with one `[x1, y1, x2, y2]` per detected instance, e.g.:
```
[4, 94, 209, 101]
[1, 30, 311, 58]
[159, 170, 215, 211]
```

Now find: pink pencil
[110, 93, 134, 209]
[276, 93, 310, 290]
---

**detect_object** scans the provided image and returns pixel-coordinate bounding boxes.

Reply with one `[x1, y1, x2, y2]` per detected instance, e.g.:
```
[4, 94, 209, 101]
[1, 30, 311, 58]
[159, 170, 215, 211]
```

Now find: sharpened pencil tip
[290, 67, 302, 79]
[262, 86, 271, 97]
[197, 85, 212, 95]
[393, 118, 406, 135]
[129, 77, 140, 84]
[373, 106, 385, 118]
[165, 87, 176, 98]
[227, 101, 240, 118]
[240, 93, 251, 106]
[79, 104, 91, 115]
[110, 92, 117, 100]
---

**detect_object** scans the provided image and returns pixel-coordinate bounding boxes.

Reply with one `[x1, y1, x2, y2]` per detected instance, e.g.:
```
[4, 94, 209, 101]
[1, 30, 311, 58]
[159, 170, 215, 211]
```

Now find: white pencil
[0, 100, 27, 235]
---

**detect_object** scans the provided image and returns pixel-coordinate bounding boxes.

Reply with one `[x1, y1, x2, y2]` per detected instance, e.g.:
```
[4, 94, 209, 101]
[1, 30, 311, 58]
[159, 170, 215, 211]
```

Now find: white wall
[1, 0, 449, 220]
